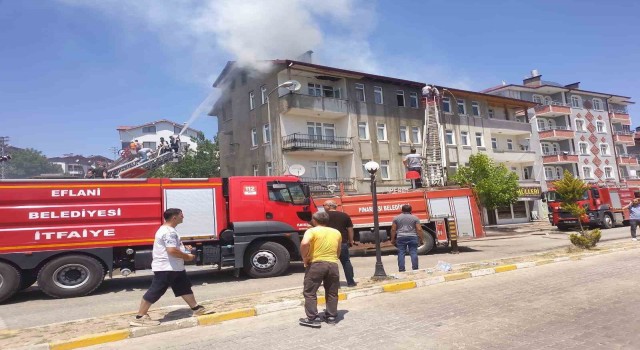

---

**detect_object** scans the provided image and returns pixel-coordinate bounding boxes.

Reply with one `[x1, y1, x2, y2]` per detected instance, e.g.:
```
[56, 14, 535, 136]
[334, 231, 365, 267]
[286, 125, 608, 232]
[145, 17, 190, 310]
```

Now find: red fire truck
[546, 185, 638, 230]
[0, 177, 482, 303]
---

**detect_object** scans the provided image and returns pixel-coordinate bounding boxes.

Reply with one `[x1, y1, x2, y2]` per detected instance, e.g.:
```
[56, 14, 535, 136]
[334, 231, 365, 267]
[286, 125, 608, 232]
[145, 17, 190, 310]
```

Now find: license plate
[563, 220, 577, 224]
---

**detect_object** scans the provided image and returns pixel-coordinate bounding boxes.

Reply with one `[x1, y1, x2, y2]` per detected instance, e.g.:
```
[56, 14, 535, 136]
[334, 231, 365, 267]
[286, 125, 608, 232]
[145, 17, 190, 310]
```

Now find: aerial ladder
[421, 86, 446, 187]
[107, 149, 184, 178]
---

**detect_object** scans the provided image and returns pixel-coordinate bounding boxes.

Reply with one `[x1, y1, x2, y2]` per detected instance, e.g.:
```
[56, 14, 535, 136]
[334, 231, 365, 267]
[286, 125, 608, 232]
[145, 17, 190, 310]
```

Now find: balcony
[491, 148, 536, 163]
[609, 110, 631, 125]
[613, 131, 635, 145]
[534, 103, 571, 117]
[538, 126, 575, 141]
[483, 118, 531, 135]
[300, 177, 356, 195]
[280, 93, 348, 119]
[282, 133, 353, 155]
[617, 154, 639, 166]
[542, 151, 579, 164]
[623, 176, 640, 187]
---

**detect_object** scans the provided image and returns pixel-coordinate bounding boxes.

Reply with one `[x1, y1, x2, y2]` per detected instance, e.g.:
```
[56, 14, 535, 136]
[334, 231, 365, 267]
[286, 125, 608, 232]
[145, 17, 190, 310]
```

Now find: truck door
[266, 182, 311, 231]
[164, 188, 217, 239]
[452, 196, 475, 238]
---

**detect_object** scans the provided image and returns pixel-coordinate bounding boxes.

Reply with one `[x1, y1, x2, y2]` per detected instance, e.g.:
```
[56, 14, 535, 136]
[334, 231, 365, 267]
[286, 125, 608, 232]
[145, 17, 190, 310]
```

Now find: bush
[569, 229, 602, 249]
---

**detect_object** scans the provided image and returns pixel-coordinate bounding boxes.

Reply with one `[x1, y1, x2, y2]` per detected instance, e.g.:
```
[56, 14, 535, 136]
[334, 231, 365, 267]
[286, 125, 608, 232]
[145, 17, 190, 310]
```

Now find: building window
[355, 83, 366, 102]
[143, 141, 156, 149]
[579, 142, 588, 155]
[507, 139, 513, 150]
[544, 167, 554, 180]
[442, 97, 451, 113]
[575, 119, 585, 132]
[308, 83, 322, 96]
[142, 126, 156, 133]
[583, 166, 592, 179]
[605, 167, 613, 179]
[249, 91, 255, 110]
[263, 124, 270, 143]
[506, 90, 521, 99]
[445, 130, 455, 145]
[475, 132, 484, 147]
[537, 119, 546, 131]
[240, 71, 247, 85]
[592, 98, 603, 111]
[173, 126, 183, 134]
[261, 85, 267, 104]
[471, 101, 480, 116]
[488, 108, 494, 119]
[409, 92, 419, 108]
[307, 122, 335, 140]
[524, 167, 531, 180]
[361, 159, 371, 178]
[544, 96, 552, 105]
[358, 121, 369, 140]
[396, 90, 405, 107]
[253, 165, 259, 176]
[411, 126, 421, 144]
[399, 126, 408, 143]
[380, 160, 390, 180]
[596, 121, 606, 133]
[491, 137, 498, 149]
[600, 143, 609, 155]
[251, 128, 258, 147]
[532, 95, 543, 104]
[377, 123, 387, 141]
[457, 99, 466, 115]
[311, 161, 338, 179]
[555, 167, 563, 179]
[460, 131, 469, 146]
[571, 95, 581, 108]
[266, 162, 273, 176]
[374, 86, 383, 104]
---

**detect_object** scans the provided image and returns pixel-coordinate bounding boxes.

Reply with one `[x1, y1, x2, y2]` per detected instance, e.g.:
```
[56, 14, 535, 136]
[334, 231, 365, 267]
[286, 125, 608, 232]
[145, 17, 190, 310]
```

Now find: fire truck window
[288, 184, 308, 205]
[268, 188, 291, 202]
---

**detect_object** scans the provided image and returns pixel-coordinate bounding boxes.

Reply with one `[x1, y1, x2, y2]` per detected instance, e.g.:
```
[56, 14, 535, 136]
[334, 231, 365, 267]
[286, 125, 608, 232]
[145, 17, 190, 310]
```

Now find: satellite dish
[288, 164, 306, 176]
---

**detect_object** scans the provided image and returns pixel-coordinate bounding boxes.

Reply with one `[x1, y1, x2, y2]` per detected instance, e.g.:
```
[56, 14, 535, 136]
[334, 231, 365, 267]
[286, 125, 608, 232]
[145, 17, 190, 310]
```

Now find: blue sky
[1, 0, 638, 158]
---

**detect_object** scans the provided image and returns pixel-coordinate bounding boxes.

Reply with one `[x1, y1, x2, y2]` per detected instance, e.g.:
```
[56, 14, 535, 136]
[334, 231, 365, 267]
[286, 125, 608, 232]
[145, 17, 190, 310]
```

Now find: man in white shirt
[130, 208, 214, 327]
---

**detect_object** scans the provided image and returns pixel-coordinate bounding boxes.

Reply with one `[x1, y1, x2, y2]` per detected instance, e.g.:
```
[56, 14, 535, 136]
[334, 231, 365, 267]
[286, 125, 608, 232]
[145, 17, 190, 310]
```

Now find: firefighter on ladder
[403, 148, 426, 189]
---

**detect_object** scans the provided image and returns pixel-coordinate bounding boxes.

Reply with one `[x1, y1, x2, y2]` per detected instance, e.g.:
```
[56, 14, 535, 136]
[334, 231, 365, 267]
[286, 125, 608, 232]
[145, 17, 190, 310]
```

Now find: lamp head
[364, 160, 380, 175]
[279, 80, 301, 92]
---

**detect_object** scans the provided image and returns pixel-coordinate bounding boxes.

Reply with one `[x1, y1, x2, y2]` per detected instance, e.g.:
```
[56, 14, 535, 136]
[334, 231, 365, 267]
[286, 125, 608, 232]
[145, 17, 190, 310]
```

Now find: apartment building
[431, 86, 540, 225]
[210, 59, 425, 194]
[116, 119, 201, 152]
[483, 71, 636, 190]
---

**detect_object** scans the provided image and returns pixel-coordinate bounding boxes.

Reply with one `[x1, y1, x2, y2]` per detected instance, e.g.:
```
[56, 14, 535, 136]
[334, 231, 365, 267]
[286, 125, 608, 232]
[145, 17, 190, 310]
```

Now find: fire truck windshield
[268, 182, 309, 205]
[546, 190, 589, 202]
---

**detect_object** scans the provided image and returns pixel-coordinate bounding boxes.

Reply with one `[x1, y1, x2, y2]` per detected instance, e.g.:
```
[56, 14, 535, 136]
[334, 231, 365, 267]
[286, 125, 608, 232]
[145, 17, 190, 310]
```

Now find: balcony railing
[282, 133, 353, 151]
[614, 131, 634, 136]
[539, 126, 572, 132]
[300, 177, 356, 194]
[542, 151, 578, 156]
[612, 109, 629, 114]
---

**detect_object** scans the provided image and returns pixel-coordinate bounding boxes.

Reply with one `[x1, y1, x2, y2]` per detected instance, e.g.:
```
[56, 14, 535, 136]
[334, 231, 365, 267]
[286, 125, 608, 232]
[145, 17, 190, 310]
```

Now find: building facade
[211, 60, 425, 194]
[116, 119, 202, 153]
[49, 155, 112, 178]
[483, 72, 636, 192]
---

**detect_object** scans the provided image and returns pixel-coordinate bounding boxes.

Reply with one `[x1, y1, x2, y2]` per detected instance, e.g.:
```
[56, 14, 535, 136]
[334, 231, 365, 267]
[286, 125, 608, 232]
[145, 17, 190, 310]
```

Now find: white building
[116, 119, 202, 152]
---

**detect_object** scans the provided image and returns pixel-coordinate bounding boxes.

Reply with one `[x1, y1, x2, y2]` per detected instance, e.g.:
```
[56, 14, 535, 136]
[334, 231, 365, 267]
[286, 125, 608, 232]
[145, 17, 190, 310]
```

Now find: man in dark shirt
[94, 162, 107, 179]
[323, 200, 357, 287]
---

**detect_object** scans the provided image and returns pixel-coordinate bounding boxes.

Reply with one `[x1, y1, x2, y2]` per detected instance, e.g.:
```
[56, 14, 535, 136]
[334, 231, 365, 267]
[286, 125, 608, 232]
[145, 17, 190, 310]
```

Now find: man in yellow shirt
[299, 211, 342, 328]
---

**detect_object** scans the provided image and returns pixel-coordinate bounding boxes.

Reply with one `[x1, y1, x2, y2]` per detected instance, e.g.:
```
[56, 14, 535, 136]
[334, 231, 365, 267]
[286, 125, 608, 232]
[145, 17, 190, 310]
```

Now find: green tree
[450, 154, 519, 222]
[148, 133, 220, 178]
[552, 171, 589, 234]
[4, 148, 62, 179]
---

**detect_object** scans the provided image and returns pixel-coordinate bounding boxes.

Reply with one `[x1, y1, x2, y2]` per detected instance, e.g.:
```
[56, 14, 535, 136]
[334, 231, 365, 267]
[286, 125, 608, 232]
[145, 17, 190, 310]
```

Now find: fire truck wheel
[243, 241, 290, 278]
[602, 214, 613, 229]
[417, 231, 435, 255]
[37, 255, 105, 299]
[0, 262, 21, 304]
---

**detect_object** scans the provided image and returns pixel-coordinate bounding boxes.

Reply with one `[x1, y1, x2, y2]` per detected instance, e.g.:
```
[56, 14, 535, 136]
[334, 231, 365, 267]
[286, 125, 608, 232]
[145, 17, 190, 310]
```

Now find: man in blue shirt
[623, 198, 640, 241]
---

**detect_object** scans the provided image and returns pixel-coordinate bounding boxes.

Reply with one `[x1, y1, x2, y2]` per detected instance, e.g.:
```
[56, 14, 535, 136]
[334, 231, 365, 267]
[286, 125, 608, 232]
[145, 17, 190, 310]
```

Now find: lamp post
[364, 160, 387, 279]
[266, 80, 301, 175]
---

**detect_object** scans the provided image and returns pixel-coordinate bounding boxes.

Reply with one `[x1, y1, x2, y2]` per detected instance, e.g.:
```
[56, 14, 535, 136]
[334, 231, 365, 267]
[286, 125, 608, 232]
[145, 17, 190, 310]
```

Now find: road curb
[14, 243, 639, 350]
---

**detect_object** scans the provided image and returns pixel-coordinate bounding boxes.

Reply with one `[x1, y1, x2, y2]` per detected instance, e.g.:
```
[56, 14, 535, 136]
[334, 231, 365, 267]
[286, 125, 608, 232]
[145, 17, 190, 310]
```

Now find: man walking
[390, 204, 424, 272]
[130, 208, 214, 327]
[623, 197, 640, 241]
[323, 200, 357, 287]
[403, 148, 425, 188]
[299, 211, 342, 328]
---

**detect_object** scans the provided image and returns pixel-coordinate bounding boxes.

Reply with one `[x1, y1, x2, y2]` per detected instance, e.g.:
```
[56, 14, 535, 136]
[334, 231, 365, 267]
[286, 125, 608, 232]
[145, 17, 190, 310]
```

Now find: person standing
[299, 211, 342, 328]
[623, 197, 640, 241]
[130, 208, 214, 327]
[390, 204, 424, 272]
[94, 161, 108, 179]
[403, 148, 425, 188]
[323, 200, 357, 287]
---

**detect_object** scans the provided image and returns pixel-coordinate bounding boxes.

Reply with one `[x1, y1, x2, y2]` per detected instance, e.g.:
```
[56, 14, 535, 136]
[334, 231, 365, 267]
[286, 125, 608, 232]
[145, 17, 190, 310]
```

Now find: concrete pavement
[86, 246, 640, 350]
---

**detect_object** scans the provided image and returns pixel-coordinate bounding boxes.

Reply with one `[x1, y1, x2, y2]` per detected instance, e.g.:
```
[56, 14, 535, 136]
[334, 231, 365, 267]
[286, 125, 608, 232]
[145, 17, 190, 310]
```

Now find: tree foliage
[148, 133, 220, 178]
[450, 153, 519, 211]
[552, 170, 589, 234]
[3, 148, 62, 179]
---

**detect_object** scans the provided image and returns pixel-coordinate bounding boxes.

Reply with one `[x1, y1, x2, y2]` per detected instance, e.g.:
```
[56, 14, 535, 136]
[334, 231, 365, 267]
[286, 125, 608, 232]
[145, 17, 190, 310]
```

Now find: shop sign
[518, 186, 541, 199]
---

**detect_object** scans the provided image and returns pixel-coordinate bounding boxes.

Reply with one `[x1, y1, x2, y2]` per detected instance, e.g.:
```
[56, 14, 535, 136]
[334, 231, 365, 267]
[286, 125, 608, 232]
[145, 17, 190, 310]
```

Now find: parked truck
[546, 185, 638, 230]
[0, 176, 482, 303]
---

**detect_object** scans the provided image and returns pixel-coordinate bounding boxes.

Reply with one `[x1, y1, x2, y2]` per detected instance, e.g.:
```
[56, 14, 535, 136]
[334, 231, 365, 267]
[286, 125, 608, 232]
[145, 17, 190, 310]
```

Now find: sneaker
[192, 305, 216, 316]
[130, 314, 160, 327]
[323, 316, 337, 325]
[347, 282, 358, 287]
[633, 238, 638, 241]
[299, 317, 322, 328]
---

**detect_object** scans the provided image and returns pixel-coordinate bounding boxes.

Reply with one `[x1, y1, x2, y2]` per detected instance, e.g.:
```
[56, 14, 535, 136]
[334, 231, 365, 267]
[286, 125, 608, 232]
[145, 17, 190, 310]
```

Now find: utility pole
[0, 136, 9, 179]
[108, 146, 118, 161]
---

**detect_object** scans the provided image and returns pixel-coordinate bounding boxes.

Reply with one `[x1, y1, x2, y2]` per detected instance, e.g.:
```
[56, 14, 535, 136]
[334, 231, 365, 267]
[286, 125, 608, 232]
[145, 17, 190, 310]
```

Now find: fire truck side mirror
[591, 188, 600, 199]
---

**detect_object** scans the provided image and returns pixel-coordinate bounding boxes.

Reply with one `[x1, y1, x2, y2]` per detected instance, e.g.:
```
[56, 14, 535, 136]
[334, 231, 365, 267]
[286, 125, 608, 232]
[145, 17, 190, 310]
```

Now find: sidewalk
[5, 239, 638, 350]
[483, 220, 555, 237]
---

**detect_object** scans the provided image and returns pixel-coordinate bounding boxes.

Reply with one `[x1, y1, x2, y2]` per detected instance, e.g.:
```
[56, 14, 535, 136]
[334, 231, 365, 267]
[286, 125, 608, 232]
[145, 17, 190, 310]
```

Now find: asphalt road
[0, 226, 634, 330]
[87, 236, 640, 350]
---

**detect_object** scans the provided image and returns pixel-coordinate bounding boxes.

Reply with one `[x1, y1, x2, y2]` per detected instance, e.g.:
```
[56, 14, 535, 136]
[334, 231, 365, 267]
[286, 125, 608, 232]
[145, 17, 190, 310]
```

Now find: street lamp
[364, 160, 388, 279]
[266, 80, 302, 175]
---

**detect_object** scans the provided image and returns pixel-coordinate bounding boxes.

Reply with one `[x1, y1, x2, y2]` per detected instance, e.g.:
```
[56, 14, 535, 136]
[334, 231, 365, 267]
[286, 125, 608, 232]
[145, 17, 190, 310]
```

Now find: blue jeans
[396, 236, 419, 271]
[339, 243, 355, 285]
[630, 219, 640, 238]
